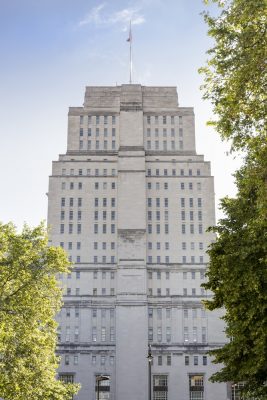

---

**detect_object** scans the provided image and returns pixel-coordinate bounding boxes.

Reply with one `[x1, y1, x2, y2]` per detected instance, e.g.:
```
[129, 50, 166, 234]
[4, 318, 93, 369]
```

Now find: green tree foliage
[200, 0, 267, 397]
[200, 0, 267, 153]
[0, 223, 79, 400]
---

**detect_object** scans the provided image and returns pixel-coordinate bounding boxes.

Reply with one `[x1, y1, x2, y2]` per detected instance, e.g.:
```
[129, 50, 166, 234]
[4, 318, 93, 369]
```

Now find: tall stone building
[47, 85, 229, 400]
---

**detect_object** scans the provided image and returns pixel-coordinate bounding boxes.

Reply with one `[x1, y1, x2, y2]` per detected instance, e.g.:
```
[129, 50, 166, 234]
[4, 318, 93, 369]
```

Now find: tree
[200, 0, 267, 398]
[0, 223, 80, 400]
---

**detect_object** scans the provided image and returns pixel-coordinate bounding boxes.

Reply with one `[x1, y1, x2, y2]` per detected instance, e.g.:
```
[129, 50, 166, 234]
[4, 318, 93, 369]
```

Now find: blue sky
[0, 0, 239, 230]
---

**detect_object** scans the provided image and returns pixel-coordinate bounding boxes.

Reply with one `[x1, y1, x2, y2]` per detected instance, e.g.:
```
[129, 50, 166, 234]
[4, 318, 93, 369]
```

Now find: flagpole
[128, 20, 132, 84]
[130, 30, 132, 84]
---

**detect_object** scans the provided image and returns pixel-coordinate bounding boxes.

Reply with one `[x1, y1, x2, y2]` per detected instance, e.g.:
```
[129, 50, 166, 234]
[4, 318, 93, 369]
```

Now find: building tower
[47, 85, 229, 400]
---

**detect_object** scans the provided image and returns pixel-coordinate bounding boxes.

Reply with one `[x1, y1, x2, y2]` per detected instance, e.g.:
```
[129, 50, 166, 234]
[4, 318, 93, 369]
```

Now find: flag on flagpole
[127, 21, 132, 42]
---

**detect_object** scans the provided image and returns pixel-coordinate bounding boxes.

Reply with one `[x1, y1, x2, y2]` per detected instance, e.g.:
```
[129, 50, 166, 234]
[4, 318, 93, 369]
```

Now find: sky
[0, 0, 240, 231]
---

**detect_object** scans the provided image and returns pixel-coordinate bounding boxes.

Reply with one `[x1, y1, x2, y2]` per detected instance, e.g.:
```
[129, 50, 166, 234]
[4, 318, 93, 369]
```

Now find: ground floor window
[95, 375, 110, 400]
[189, 374, 204, 400]
[231, 383, 255, 400]
[59, 374, 74, 400]
[153, 375, 168, 400]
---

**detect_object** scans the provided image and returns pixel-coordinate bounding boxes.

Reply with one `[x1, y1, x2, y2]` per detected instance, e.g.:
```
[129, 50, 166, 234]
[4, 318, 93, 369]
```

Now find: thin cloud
[78, 3, 106, 27]
[78, 4, 145, 29]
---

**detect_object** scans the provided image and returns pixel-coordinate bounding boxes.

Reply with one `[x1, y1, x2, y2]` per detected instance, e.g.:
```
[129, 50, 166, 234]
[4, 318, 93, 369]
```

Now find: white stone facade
[47, 85, 229, 400]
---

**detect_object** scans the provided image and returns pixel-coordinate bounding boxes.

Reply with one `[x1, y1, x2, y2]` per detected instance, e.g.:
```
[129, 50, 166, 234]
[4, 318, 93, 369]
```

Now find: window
[191, 271, 196, 280]
[189, 198, 194, 207]
[167, 355, 171, 365]
[163, 116, 167, 124]
[59, 374, 74, 384]
[64, 354, 70, 365]
[74, 326, 79, 341]
[190, 224, 194, 234]
[92, 327, 97, 342]
[181, 210, 185, 221]
[112, 115, 116, 124]
[101, 327, 106, 341]
[153, 375, 168, 400]
[148, 328, 153, 341]
[166, 271, 170, 280]
[92, 355, 96, 365]
[60, 224, 64, 234]
[158, 355, 162, 366]
[182, 242, 186, 250]
[68, 224, 73, 234]
[110, 327, 115, 341]
[157, 327, 162, 342]
[61, 197, 65, 207]
[184, 309, 188, 318]
[147, 116, 151, 124]
[156, 198, 160, 207]
[181, 198, 185, 207]
[198, 198, 202, 207]
[193, 326, 197, 342]
[189, 375, 204, 400]
[182, 224, 186, 234]
[184, 327, 189, 342]
[194, 356, 198, 365]
[203, 356, 207, 365]
[185, 355, 189, 366]
[182, 256, 187, 263]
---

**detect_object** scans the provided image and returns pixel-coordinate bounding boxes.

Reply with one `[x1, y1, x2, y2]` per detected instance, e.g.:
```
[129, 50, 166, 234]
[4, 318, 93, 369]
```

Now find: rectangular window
[185, 356, 189, 366]
[184, 327, 189, 342]
[203, 356, 207, 366]
[153, 375, 168, 400]
[157, 327, 162, 342]
[189, 375, 204, 400]
[112, 128, 116, 136]
[167, 355, 171, 365]
[101, 327, 106, 341]
[158, 355, 162, 366]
